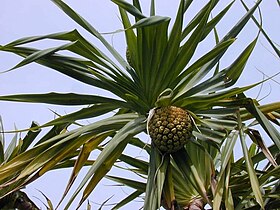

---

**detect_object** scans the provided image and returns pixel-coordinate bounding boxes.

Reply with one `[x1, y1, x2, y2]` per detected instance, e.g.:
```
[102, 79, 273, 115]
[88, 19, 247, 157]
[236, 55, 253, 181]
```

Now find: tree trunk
[0, 190, 39, 210]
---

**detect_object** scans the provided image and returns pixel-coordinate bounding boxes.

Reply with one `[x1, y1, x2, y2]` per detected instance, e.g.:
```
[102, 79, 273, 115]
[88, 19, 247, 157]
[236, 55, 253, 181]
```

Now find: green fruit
[148, 106, 193, 153]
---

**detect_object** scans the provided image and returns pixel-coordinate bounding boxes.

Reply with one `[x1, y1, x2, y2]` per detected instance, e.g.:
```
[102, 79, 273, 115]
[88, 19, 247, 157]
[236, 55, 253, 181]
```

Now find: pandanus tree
[0, 0, 280, 209]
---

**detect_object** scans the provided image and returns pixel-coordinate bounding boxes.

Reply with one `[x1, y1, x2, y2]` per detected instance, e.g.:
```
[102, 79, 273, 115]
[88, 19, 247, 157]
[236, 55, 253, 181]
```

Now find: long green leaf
[0, 113, 136, 185]
[111, 190, 143, 210]
[174, 0, 214, 72]
[56, 132, 112, 209]
[118, 153, 149, 173]
[154, 0, 185, 96]
[241, 0, 280, 58]
[176, 37, 257, 99]
[43, 103, 118, 127]
[8, 42, 76, 72]
[0, 92, 127, 107]
[172, 146, 211, 206]
[173, 38, 235, 93]
[3, 131, 18, 163]
[147, 21, 169, 103]
[64, 116, 145, 209]
[224, 38, 258, 87]
[165, 0, 215, 90]
[0, 45, 133, 99]
[118, 8, 139, 80]
[245, 99, 280, 150]
[5, 30, 77, 47]
[4, 29, 137, 83]
[180, 0, 262, 92]
[237, 111, 264, 209]
[224, 161, 234, 210]
[162, 162, 175, 209]
[201, 1, 234, 41]
[20, 121, 41, 153]
[155, 155, 169, 207]
[111, 0, 146, 19]
[139, 20, 170, 105]
[0, 116, 5, 163]
[106, 175, 146, 192]
[213, 131, 237, 209]
[181, 0, 219, 40]
[220, 131, 238, 175]
[213, 166, 226, 210]
[51, 0, 130, 71]
[174, 83, 258, 110]
[143, 145, 161, 210]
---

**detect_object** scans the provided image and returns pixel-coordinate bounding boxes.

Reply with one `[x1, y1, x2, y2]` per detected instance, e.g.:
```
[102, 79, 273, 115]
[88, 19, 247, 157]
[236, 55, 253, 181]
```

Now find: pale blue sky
[0, 0, 279, 209]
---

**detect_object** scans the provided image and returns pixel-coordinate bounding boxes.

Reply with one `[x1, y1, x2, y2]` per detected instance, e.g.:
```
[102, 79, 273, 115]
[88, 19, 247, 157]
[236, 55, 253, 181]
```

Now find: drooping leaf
[105, 16, 170, 32]
[0, 113, 137, 189]
[111, 0, 146, 19]
[240, 101, 280, 121]
[20, 121, 41, 153]
[17, 114, 139, 181]
[246, 128, 278, 167]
